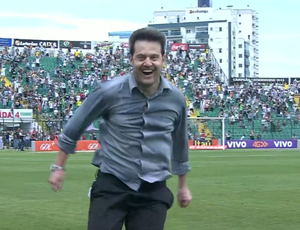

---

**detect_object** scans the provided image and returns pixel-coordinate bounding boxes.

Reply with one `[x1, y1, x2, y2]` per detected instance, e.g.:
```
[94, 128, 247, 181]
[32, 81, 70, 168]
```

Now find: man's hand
[177, 187, 192, 208]
[48, 170, 66, 191]
[48, 150, 69, 191]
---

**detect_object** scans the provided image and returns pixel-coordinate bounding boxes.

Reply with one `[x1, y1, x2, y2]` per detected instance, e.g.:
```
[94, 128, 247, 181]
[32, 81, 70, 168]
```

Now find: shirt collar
[129, 72, 172, 94]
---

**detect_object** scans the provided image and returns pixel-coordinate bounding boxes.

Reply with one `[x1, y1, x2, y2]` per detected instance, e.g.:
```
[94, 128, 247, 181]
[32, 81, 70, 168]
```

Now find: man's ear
[130, 55, 133, 66]
[162, 54, 166, 65]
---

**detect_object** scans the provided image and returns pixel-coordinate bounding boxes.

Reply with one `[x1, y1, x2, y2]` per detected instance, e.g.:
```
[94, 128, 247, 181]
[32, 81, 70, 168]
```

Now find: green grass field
[1, 149, 300, 230]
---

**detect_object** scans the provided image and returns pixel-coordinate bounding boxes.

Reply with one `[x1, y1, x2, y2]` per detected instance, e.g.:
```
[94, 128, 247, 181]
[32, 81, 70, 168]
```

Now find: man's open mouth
[142, 70, 154, 75]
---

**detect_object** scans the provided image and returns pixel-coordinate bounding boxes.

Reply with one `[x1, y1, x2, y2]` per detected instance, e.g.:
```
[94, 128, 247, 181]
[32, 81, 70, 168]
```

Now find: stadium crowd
[0, 44, 299, 149]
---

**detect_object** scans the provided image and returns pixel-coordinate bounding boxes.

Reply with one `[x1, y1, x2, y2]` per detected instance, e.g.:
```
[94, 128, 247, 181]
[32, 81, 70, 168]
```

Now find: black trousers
[88, 171, 174, 230]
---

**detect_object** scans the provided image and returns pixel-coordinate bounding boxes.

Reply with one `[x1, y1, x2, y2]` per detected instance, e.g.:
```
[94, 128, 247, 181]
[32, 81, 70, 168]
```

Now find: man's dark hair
[129, 28, 166, 56]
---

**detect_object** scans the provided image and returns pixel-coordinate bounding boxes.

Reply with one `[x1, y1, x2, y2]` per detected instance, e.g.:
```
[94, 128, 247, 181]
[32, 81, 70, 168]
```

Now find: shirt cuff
[57, 133, 77, 154]
[171, 161, 191, 176]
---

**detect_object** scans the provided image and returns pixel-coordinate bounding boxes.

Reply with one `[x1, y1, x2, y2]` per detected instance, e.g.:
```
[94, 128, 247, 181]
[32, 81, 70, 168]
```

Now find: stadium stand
[0, 45, 299, 143]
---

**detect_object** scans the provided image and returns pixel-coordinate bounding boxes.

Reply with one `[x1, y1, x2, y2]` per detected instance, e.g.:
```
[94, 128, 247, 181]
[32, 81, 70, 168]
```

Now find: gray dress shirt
[58, 74, 191, 191]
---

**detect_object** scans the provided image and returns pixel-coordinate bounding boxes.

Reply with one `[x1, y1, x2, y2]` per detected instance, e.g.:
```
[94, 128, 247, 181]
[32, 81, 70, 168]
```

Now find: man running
[48, 27, 192, 230]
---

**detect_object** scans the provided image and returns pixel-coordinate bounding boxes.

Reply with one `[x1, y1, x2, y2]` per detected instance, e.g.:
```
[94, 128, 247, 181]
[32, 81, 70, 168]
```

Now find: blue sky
[0, 0, 298, 78]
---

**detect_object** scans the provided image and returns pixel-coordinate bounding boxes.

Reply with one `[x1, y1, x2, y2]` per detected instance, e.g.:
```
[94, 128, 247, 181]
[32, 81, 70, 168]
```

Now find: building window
[238, 73, 242, 77]
[239, 14, 241, 17]
[239, 64, 243, 68]
[239, 54, 243, 58]
[164, 16, 167, 18]
[219, 48, 222, 53]
[197, 17, 199, 20]
[195, 26, 208, 32]
[220, 59, 222, 63]
[186, 29, 191, 33]
[210, 27, 213, 31]
[183, 17, 186, 20]
[239, 22, 241, 25]
[219, 27, 222, 32]
[239, 30, 241, 33]
[170, 30, 181, 36]
[199, 38, 209, 44]
[248, 35, 250, 39]
[238, 44, 243, 48]
[210, 38, 213, 42]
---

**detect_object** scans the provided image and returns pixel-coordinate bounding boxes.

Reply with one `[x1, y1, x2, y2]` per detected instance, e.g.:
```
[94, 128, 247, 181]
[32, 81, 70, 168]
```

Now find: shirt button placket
[139, 100, 148, 173]
[140, 100, 148, 139]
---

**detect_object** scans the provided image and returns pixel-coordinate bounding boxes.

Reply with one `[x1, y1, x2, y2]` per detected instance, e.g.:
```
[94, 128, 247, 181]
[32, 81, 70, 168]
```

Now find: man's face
[130, 40, 166, 87]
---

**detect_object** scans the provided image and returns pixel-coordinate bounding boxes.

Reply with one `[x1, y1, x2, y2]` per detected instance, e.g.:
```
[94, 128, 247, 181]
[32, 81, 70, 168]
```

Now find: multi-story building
[234, 9, 259, 79]
[148, 5, 259, 83]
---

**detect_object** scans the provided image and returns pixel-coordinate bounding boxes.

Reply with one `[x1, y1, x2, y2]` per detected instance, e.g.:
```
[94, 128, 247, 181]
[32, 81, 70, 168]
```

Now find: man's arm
[171, 98, 192, 207]
[49, 85, 112, 191]
[57, 85, 110, 159]
[54, 150, 69, 167]
[178, 174, 187, 190]
[171, 98, 191, 185]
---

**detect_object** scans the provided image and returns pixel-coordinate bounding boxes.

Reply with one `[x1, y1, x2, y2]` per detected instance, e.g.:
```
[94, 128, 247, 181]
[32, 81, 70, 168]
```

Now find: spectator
[0, 44, 299, 141]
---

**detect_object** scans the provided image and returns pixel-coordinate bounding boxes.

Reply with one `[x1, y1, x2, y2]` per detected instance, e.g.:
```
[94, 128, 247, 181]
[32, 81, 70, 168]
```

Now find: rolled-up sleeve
[58, 85, 110, 154]
[171, 98, 191, 175]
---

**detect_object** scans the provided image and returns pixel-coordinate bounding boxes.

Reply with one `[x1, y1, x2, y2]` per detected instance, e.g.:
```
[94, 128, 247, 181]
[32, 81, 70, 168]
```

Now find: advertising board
[32, 139, 298, 152]
[33, 140, 101, 152]
[91, 41, 114, 50]
[13, 39, 58, 48]
[188, 44, 207, 51]
[0, 38, 12, 46]
[188, 139, 224, 150]
[225, 140, 298, 149]
[59, 40, 91, 49]
[0, 109, 33, 122]
[34, 140, 224, 151]
[170, 43, 188, 51]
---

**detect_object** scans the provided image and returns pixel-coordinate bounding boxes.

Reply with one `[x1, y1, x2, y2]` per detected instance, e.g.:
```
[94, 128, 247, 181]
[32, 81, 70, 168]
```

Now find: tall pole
[222, 118, 225, 150]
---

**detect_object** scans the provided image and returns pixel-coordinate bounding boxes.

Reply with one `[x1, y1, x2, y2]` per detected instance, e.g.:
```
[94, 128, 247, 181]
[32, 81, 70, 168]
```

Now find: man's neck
[138, 80, 160, 97]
